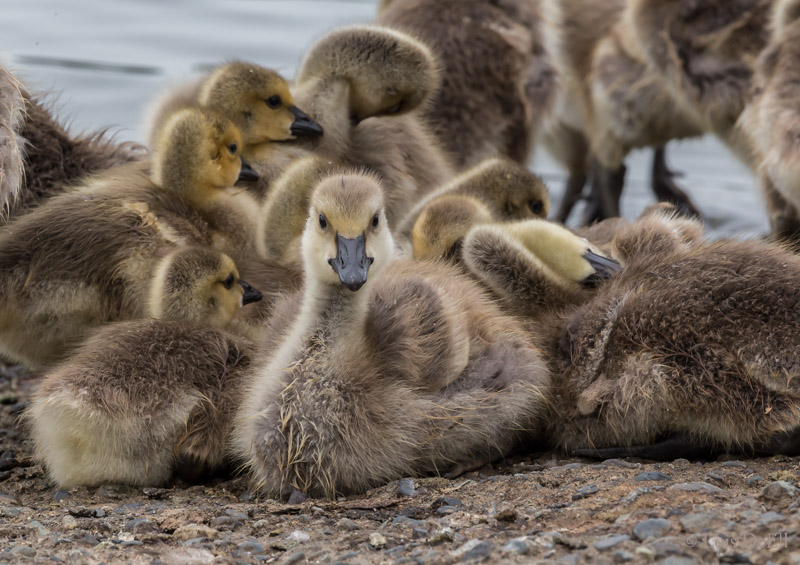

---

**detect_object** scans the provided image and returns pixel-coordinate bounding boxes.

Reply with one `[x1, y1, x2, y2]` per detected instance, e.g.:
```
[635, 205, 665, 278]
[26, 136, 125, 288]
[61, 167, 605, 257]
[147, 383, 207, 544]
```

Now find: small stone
[503, 537, 529, 555]
[336, 518, 360, 531]
[648, 540, 684, 558]
[720, 461, 746, 468]
[614, 550, 634, 562]
[495, 506, 517, 522]
[413, 528, 428, 539]
[61, 515, 79, 530]
[679, 512, 727, 534]
[95, 508, 106, 518]
[451, 539, 491, 562]
[210, 516, 244, 529]
[746, 475, 762, 487]
[601, 459, 638, 469]
[397, 478, 416, 497]
[369, 533, 387, 549]
[75, 534, 99, 546]
[112, 502, 141, 514]
[238, 540, 264, 554]
[572, 484, 599, 500]
[428, 527, 455, 544]
[632, 518, 672, 540]
[759, 481, 799, 503]
[225, 509, 249, 520]
[434, 496, 462, 508]
[123, 518, 158, 534]
[557, 553, 579, 565]
[635, 472, 672, 482]
[173, 524, 219, 541]
[287, 530, 310, 543]
[552, 533, 587, 550]
[593, 534, 630, 551]
[392, 516, 425, 529]
[68, 506, 95, 518]
[10, 545, 36, 557]
[288, 489, 306, 505]
[53, 489, 70, 502]
[622, 486, 664, 504]
[120, 540, 143, 547]
[659, 558, 699, 565]
[283, 551, 305, 565]
[551, 462, 582, 471]
[706, 472, 726, 485]
[759, 511, 784, 526]
[437, 505, 458, 515]
[667, 482, 722, 494]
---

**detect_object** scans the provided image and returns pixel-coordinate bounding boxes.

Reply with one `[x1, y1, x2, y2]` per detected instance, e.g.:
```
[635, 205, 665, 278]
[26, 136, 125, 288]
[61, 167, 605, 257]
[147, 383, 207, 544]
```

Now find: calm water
[2, 0, 768, 237]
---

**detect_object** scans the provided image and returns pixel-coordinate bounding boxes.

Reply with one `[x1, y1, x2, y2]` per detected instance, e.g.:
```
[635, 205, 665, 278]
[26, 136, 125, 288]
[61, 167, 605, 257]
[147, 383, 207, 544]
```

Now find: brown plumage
[740, 0, 800, 241]
[0, 65, 143, 221]
[27, 246, 258, 488]
[291, 25, 455, 225]
[378, 0, 559, 169]
[0, 108, 257, 369]
[233, 172, 549, 499]
[542, 0, 704, 223]
[464, 209, 800, 459]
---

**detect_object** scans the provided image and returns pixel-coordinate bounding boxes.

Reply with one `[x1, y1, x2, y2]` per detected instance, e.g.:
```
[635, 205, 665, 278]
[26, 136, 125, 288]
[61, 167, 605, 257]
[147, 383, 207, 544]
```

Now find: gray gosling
[378, 0, 560, 168]
[0, 107, 257, 369]
[233, 172, 549, 498]
[27, 247, 261, 488]
[465, 208, 800, 459]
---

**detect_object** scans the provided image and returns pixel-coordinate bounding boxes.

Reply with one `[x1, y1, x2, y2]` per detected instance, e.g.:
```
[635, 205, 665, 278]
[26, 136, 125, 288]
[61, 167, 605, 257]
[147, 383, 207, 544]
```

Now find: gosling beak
[240, 279, 263, 305]
[581, 250, 622, 288]
[327, 233, 374, 291]
[237, 158, 260, 183]
[290, 106, 324, 137]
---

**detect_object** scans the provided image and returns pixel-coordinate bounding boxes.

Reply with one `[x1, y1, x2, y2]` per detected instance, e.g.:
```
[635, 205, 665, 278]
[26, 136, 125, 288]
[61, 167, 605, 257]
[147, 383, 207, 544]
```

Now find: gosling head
[151, 107, 258, 203]
[297, 25, 439, 123]
[302, 173, 395, 292]
[411, 194, 494, 262]
[149, 247, 262, 330]
[467, 158, 550, 221]
[199, 61, 323, 147]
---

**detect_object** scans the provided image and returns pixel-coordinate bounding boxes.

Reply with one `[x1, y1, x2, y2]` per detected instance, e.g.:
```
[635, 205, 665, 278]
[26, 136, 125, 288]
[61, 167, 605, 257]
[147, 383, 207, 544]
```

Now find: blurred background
[2, 0, 766, 237]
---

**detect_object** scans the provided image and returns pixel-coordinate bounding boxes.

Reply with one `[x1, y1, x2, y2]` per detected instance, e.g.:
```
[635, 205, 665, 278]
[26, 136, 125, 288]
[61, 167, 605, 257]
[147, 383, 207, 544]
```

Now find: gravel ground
[3, 366, 799, 565]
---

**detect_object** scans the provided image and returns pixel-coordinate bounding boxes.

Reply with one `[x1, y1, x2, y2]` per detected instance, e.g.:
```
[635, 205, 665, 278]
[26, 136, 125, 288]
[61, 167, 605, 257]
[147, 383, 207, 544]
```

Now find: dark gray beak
[237, 158, 260, 183]
[581, 250, 622, 288]
[290, 106, 324, 137]
[240, 279, 263, 305]
[327, 233, 374, 291]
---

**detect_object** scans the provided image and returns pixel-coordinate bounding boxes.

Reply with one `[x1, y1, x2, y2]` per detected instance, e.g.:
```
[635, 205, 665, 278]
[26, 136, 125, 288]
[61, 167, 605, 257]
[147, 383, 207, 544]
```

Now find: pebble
[679, 512, 727, 533]
[336, 518, 361, 531]
[428, 527, 455, 544]
[495, 506, 517, 522]
[437, 505, 459, 515]
[210, 516, 244, 529]
[53, 489, 70, 502]
[557, 553, 579, 565]
[659, 558, 699, 565]
[287, 530, 310, 543]
[502, 537, 529, 555]
[123, 518, 158, 534]
[622, 486, 664, 504]
[283, 551, 305, 565]
[746, 475, 762, 487]
[759, 511, 784, 526]
[614, 550, 634, 562]
[572, 484, 599, 500]
[75, 534, 99, 546]
[413, 528, 428, 539]
[112, 502, 141, 514]
[10, 545, 36, 557]
[632, 518, 672, 540]
[225, 509, 248, 520]
[759, 481, 799, 503]
[451, 539, 491, 562]
[173, 524, 219, 541]
[667, 482, 722, 494]
[95, 508, 106, 518]
[397, 478, 416, 497]
[120, 540, 143, 547]
[369, 532, 387, 549]
[237, 540, 264, 554]
[635, 472, 672, 482]
[593, 534, 630, 551]
[602, 459, 638, 469]
[720, 461, 746, 468]
[434, 496, 463, 508]
[69, 506, 95, 518]
[61, 515, 79, 530]
[551, 462, 582, 472]
[392, 516, 425, 529]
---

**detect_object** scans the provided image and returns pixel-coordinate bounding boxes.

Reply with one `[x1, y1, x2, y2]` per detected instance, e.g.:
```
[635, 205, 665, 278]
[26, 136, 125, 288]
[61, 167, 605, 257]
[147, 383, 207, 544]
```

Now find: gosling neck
[299, 276, 372, 341]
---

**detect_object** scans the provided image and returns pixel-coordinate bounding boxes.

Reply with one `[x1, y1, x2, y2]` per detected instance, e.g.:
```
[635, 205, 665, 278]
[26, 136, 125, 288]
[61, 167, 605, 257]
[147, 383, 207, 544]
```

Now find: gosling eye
[227, 143, 238, 155]
[319, 213, 328, 230]
[372, 213, 379, 228]
[266, 95, 282, 109]
[223, 274, 235, 290]
[529, 199, 544, 216]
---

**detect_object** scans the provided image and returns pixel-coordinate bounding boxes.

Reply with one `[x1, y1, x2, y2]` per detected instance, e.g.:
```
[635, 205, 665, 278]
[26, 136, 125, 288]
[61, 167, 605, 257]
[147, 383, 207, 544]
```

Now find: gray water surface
[2, 0, 769, 237]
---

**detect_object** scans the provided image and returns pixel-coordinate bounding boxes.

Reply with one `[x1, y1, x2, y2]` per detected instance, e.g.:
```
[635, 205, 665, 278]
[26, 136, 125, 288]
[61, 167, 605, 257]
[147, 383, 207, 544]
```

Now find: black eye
[223, 274, 234, 290]
[266, 95, 282, 109]
[228, 143, 237, 155]
[372, 213, 379, 228]
[529, 200, 544, 216]
[319, 213, 328, 229]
